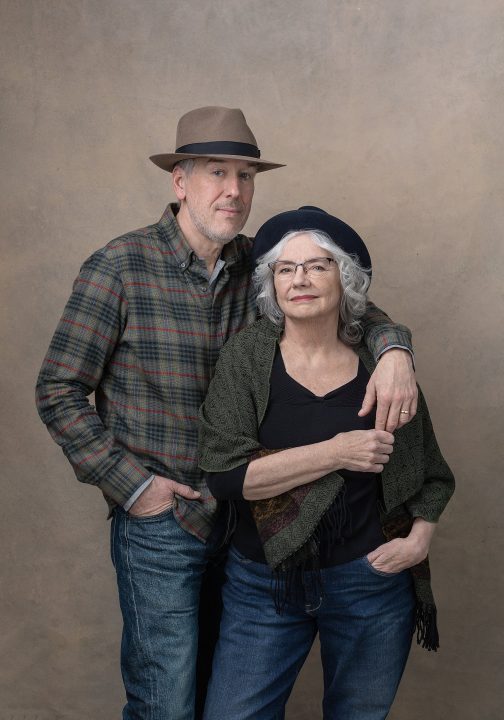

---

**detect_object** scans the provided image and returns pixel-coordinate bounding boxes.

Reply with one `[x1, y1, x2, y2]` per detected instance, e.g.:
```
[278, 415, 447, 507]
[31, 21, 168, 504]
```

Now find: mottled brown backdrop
[1, 1, 503, 718]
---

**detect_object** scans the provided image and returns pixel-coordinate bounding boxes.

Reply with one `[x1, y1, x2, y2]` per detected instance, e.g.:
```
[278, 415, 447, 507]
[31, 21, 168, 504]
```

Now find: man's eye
[212, 170, 225, 176]
[240, 172, 252, 180]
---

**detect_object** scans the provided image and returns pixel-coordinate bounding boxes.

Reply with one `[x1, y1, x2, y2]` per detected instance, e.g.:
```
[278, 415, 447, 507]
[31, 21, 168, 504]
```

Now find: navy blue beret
[252, 206, 371, 276]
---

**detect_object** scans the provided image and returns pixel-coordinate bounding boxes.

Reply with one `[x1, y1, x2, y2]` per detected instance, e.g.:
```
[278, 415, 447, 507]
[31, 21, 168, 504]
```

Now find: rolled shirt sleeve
[361, 301, 414, 362]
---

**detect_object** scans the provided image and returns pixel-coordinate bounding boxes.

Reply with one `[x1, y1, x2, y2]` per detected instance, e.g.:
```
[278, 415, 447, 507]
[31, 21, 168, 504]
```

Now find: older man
[36, 106, 416, 720]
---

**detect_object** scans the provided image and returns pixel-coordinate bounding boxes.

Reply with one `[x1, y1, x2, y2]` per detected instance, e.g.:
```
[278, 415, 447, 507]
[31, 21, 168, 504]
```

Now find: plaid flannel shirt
[36, 204, 413, 541]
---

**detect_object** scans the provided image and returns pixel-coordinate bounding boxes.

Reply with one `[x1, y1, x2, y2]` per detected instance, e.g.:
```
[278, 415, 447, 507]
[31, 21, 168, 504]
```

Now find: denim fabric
[203, 547, 415, 720]
[111, 507, 227, 720]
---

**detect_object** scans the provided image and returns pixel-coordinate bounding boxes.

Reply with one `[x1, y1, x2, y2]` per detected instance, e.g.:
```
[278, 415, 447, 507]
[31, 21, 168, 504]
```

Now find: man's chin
[212, 221, 246, 244]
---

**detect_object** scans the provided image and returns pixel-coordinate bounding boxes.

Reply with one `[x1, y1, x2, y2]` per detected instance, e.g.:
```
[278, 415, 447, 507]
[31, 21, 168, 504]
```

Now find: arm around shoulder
[361, 300, 413, 361]
[359, 302, 418, 432]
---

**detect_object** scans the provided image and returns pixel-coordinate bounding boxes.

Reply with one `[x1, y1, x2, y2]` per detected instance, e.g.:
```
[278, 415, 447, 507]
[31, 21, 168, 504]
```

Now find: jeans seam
[110, 512, 116, 569]
[124, 514, 157, 716]
[305, 596, 323, 614]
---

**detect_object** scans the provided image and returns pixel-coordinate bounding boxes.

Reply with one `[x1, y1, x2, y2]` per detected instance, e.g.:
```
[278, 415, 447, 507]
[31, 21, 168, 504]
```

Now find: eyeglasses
[268, 257, 336, 278]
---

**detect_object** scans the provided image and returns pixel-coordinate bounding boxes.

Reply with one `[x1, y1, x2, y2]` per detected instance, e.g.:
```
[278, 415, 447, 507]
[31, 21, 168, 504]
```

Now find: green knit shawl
[198, 317, 455, 650]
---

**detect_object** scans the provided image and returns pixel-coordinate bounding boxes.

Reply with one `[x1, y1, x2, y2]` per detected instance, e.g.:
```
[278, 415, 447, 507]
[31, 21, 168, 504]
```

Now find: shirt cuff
[123, 475, 155, 511]
[205, 465, 248, 500]
[375, 344, 416, 370]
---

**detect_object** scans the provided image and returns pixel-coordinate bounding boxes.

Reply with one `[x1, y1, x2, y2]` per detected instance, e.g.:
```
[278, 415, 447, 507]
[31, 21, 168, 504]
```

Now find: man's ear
[172, 166, 186, 201]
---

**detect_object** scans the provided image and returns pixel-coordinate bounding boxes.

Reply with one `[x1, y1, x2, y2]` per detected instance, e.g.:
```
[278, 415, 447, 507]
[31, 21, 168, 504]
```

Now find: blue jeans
[111, 506, 227, 720]
[203, 546, 415, 720]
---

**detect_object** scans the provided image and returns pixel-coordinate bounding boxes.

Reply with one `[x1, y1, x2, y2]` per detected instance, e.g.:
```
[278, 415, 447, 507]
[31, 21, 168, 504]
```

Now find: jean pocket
[229, 545, 255, 565]
[362, 556, 402, 577]
[126, 506, 174, 523]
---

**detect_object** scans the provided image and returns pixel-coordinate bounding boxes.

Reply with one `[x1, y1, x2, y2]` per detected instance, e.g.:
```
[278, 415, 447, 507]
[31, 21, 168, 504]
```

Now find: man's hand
[128, 475, 201, 517]
[359, 349, 417, 432]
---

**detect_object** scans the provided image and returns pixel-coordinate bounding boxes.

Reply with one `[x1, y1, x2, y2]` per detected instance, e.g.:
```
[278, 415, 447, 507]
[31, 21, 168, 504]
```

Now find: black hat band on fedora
[176, 141, 261, 159]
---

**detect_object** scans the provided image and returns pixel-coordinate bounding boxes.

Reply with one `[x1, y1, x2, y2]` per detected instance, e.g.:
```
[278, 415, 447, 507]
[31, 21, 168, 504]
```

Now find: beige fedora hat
[150, 106, 285, 173]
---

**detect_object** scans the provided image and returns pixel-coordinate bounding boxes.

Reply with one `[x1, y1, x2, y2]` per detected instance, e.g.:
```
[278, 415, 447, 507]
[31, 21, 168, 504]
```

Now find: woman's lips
[290, 295, 317, 301]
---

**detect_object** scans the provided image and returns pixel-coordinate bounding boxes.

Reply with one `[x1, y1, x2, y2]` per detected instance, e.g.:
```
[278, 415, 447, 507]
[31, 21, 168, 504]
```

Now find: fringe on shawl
[381, 510, 440, 651]
[415, 602, 439, 652]
[271, 487, 348, 613]
[270, 496, 441, 652]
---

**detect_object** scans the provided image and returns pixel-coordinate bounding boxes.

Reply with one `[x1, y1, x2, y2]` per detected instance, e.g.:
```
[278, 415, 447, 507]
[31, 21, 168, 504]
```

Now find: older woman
[198, 207, 454, 720]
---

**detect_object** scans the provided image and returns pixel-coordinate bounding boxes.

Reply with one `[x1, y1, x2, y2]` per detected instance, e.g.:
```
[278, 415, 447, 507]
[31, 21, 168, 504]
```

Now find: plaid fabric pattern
[36, 204, 256, 540]
[36, 203, 412, 542]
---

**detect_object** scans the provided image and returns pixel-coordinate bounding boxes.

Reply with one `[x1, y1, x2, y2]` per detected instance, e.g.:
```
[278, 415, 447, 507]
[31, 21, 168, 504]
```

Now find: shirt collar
[157, 203, 248, 270]
[208, 257, 226, 286]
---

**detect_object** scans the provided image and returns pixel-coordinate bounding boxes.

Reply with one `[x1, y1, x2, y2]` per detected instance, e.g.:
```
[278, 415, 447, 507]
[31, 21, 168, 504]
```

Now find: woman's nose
[292, 265, 309, 285]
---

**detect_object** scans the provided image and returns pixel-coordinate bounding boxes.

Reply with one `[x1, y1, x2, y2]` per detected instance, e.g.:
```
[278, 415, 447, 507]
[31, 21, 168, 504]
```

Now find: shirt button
[200, 285, 208, 293]
[180, 261, 187, 269]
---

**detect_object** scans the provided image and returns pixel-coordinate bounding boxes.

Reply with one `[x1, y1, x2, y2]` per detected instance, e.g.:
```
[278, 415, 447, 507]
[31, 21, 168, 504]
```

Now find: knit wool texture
[198, 317, 455, 649]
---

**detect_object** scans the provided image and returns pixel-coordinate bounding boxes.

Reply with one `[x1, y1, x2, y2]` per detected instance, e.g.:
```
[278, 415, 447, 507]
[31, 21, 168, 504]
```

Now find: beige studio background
[1, 1, 503, 718]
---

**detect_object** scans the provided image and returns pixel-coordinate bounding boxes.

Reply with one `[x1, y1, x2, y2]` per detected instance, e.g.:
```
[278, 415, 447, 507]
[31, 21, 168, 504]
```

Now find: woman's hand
[331, 429, 395, 473]
[367, 518, 437, 573]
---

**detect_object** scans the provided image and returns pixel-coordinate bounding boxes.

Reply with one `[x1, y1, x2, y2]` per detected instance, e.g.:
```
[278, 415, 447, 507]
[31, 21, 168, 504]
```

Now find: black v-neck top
[206, 348, 385, 565]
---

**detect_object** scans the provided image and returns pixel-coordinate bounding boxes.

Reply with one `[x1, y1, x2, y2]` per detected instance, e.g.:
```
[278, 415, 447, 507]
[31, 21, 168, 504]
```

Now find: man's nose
[224, 176, 240, 198]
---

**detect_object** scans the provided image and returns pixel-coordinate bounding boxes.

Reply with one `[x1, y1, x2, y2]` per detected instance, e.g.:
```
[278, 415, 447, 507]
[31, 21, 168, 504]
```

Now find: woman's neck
[281, 315, 343, 357]
[279, 316, 358, 396]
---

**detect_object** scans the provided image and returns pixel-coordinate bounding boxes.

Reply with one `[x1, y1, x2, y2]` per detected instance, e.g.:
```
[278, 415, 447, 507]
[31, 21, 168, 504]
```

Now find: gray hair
[173, 158, 195, 175]
[253, 229, 370, 344]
